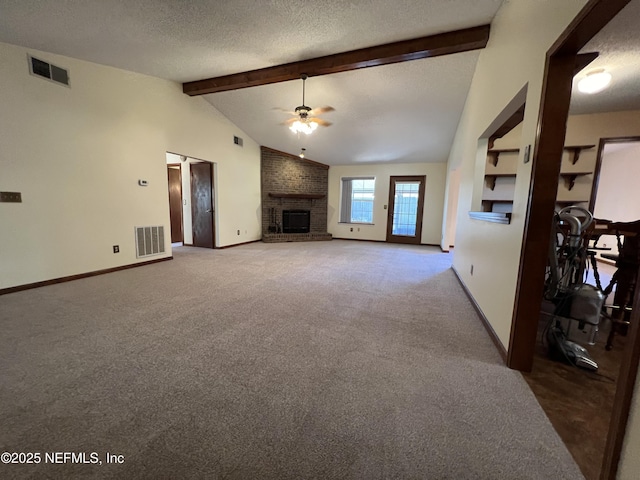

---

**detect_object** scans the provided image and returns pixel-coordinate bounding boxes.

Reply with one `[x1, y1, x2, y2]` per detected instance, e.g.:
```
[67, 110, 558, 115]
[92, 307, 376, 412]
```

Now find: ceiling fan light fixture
[289, 120, 318, 135]
[299, 148, 306, 158]
[578, 69, 612, 94]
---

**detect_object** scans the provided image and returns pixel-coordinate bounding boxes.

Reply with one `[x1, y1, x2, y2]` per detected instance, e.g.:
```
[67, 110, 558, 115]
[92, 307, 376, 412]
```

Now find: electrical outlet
[237, 230, 240, 235]
[470, 264, 474, 275]
[350, 227, 353, 232]
[113, 245, 120, 253]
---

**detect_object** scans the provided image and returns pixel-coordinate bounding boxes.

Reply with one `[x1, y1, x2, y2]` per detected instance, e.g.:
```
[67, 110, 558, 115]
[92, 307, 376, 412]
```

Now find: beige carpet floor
[0, 240, 583, 479]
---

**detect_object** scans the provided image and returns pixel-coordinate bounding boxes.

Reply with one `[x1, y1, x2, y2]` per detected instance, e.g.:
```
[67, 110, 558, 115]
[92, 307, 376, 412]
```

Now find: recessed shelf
[487, 148, 520, 167]
[485, 173, 517, 191]
[469, 211, 512, 224]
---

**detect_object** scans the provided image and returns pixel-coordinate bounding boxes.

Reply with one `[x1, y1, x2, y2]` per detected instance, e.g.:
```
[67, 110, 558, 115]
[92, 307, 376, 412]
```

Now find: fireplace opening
[282, 209, 310, 233]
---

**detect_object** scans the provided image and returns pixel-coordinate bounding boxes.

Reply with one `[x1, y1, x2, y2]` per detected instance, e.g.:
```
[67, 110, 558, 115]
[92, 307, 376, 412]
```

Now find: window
[340, 177, 375, 224]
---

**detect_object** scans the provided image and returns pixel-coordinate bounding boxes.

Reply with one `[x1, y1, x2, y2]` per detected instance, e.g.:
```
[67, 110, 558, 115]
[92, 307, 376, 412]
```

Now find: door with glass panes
[386, 175, 426, 244]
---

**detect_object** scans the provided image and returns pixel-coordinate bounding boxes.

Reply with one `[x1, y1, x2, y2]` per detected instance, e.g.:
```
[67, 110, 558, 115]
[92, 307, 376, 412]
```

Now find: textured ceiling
[0, 0, 501, 166]
[1, 1, 636, 166]
[571, 0, 640, 115]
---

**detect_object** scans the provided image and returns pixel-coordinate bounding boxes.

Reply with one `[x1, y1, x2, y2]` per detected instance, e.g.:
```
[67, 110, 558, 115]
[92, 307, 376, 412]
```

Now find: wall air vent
[28, 55, 70, 87]
[234, 136, 243, 147]
[135, 226, 166, 258]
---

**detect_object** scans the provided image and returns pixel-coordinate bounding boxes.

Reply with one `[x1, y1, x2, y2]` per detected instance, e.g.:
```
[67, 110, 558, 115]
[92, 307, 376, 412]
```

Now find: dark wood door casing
[167, 165, 183, 243]
[190, 162, 215, 249]
[386, 175, 426, 245]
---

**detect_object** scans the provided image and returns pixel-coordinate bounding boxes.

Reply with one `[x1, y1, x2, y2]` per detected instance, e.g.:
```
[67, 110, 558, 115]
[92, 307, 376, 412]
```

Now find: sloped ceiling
[1, 1, 637, 166]
[0, 0, 502, 165]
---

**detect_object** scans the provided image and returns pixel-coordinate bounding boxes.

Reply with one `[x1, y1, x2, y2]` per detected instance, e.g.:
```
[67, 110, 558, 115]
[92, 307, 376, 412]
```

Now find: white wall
[0, 42, 261, 290]
[327, 163, 447, 245]
[593, 141, 640, 257]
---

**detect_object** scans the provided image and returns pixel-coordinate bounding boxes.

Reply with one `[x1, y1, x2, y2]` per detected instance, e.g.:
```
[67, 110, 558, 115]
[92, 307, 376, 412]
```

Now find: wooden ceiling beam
[182, 24, 490, 96]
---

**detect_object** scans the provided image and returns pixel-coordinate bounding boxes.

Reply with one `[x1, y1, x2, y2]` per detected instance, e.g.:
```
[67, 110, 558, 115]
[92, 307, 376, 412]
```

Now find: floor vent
[135, 226, 165, 258]
[28, 55, 70, 87]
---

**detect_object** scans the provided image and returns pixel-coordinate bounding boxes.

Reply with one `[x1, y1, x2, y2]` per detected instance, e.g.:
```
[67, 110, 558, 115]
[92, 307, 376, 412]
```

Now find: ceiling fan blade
[308, 106, 335, 116]
[281, 118, 298, 125]
[273, 107, 297, 115]
[309, 117, 332, 127]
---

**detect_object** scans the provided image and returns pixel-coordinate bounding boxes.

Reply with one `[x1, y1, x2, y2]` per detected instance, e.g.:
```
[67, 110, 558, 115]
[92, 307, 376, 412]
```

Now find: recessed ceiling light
[578, 69, 612, 94]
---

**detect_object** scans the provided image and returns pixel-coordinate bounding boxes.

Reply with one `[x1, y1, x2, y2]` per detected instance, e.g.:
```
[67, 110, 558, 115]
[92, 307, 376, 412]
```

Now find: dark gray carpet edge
[0, 240, 583, 479]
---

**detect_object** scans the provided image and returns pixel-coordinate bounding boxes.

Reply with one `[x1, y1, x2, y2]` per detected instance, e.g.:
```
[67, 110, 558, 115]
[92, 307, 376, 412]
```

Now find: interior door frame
[506, 1, 636, 479]
[386, 175, 426, 245]
[190, 161, 215, 249]
[167, 163, 184, 243]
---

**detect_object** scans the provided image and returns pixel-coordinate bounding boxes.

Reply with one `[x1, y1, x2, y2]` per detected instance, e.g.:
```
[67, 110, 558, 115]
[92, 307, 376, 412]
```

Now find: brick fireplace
[261, 146, 332, 243]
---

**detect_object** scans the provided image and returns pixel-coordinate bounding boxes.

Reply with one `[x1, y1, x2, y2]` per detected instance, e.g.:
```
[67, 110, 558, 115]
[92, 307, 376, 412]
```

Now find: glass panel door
[386, 176, 426, 244]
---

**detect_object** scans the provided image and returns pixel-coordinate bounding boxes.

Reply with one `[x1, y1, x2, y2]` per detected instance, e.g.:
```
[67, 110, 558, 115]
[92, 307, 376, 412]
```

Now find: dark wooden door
[167, 165, 183, 243]
[191, 162, 214, 249]
[386, 175, 426, 245]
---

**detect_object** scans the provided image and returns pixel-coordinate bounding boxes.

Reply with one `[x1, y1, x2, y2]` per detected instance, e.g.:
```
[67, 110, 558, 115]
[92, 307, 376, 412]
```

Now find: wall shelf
[469, 211, 512, 224]
[487, 148, 520, 167]
[559, 171, 592, 191]
[564, 145, 595, 165]
[485, 172, 517, 191]
[268, 193, 326, 199]
[556, 199, 590, 206]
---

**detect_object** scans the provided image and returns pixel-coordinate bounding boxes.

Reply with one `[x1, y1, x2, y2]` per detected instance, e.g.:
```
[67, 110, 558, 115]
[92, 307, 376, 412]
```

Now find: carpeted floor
[0, 240, 584, 479]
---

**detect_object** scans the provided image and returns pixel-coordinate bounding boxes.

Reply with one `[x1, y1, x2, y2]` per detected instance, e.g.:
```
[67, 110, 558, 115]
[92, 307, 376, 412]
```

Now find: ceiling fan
[278, 74, 334, 135]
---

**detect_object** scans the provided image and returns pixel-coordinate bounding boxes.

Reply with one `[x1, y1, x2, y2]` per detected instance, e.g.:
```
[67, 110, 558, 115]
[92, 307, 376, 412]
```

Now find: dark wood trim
[488, 106, 525, 149]
[451, 266, 508, 363]
[589, 136, 640, 211]
[468, 211, 512, 224]
[574, 51, 599, 74]
[602, 283, 640, 480]
[183, 25, 490, 96]
[215, 240, 262, 249]
[268, 193, 326, 200]
[332, 238, 441, 248]
[509, 53, 579, 373]
[0, 257, 173, 296]
[332, 237, 386, 243]
[260, 146, 330, 169]
[385, 175, 426, 245]
[167, 163, 184, 243]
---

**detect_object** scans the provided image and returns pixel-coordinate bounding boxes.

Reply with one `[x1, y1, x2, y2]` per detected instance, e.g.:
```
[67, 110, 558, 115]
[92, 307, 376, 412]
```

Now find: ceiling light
[290, 120, 318, 135]
[578, 69, 612, 94]
[299, 148, 306, 158]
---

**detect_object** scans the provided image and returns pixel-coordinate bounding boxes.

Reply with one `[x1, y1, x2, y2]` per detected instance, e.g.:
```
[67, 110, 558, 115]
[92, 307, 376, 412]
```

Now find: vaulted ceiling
[0, 0, 638, 166]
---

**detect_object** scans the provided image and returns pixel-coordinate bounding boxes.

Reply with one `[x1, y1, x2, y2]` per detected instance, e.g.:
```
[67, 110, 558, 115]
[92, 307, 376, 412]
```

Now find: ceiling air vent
[234, 136, 243, 147]
[28, 55, 70, 87]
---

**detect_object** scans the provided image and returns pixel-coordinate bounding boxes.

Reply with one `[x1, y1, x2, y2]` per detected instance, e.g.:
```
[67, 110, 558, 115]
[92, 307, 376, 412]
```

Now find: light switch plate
[0, 192, 22, 203]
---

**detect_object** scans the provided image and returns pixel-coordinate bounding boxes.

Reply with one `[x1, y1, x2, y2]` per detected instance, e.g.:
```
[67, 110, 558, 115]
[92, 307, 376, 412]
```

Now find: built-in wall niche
[471, 85, 527, 222]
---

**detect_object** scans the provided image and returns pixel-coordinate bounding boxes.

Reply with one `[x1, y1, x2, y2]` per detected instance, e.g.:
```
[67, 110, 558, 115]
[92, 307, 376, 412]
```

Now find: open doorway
[514, 2, 640, 478]
[166, 153, 217, 249]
